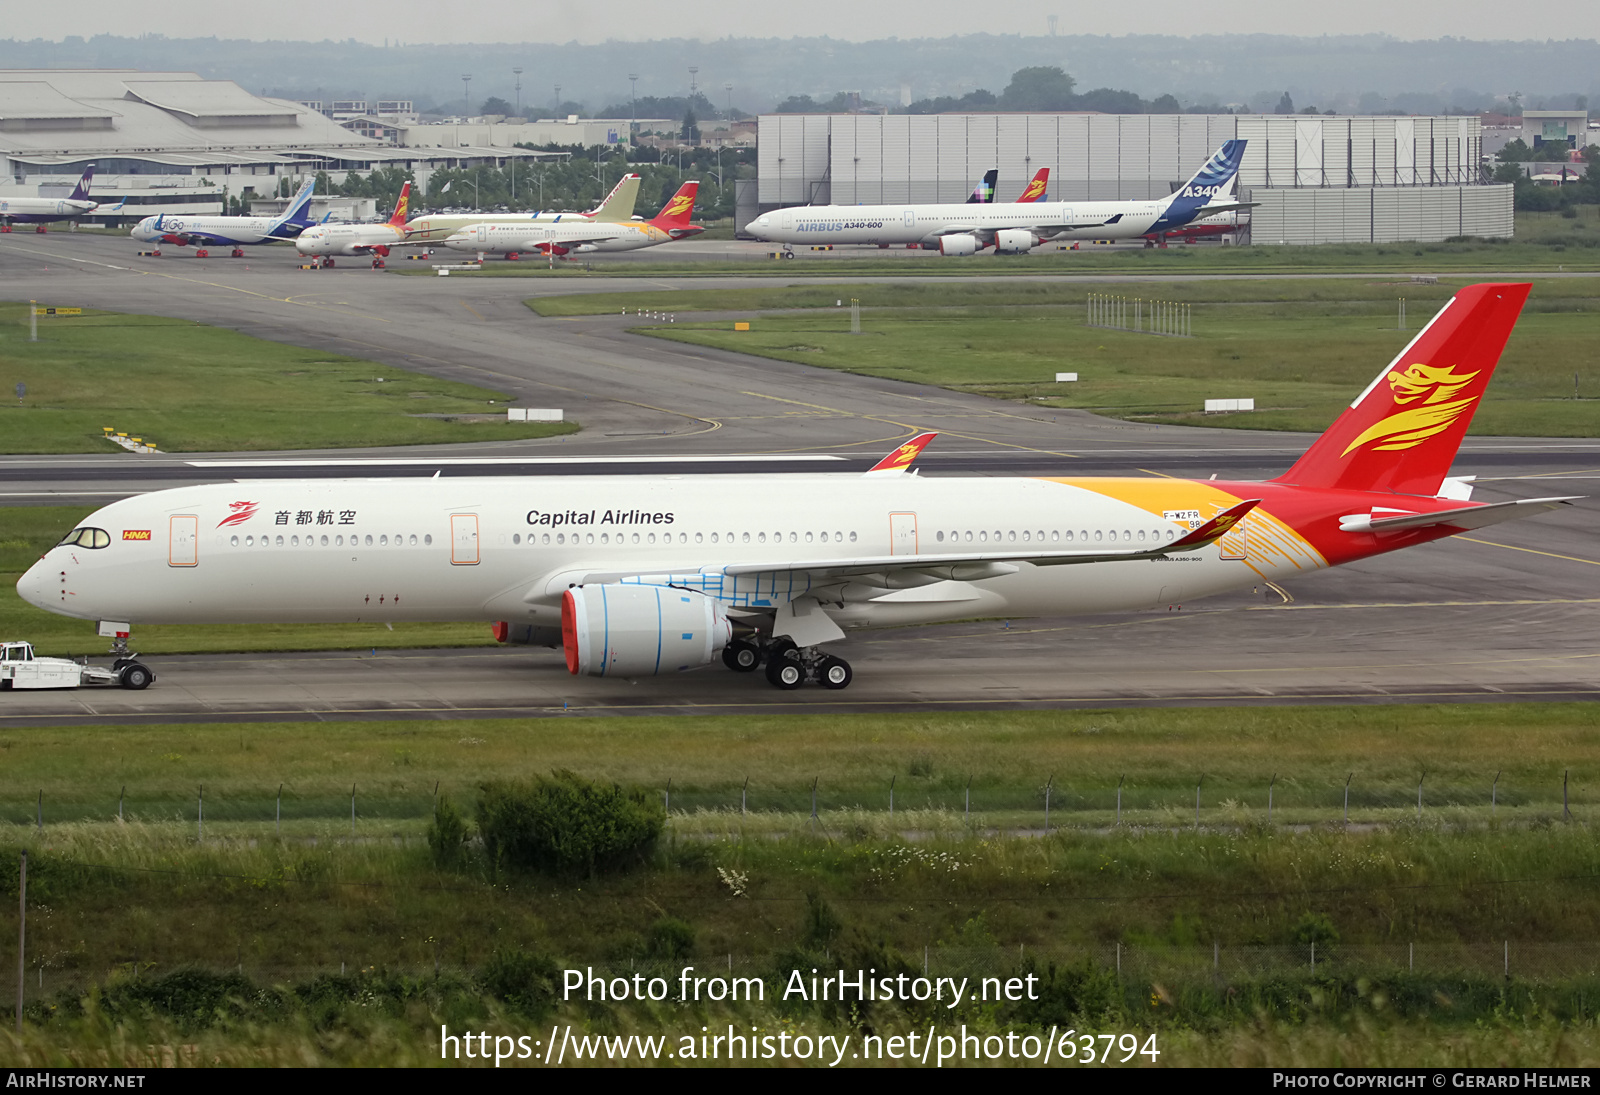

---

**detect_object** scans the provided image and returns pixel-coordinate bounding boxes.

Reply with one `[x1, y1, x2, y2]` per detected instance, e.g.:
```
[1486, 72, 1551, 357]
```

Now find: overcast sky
[10, 0, 1598, 45]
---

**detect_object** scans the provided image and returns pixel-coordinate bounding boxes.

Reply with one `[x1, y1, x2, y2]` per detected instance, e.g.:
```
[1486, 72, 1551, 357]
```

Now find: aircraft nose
[16, 558, 53, 611]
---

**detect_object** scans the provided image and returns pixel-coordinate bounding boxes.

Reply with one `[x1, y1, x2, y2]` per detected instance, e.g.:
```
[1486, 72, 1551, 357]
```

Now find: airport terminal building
[750, 112, 1513, 244]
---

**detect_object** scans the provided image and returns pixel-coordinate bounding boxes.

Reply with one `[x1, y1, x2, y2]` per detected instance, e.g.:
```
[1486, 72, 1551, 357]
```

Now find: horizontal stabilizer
[1338, 496, 1580, 534]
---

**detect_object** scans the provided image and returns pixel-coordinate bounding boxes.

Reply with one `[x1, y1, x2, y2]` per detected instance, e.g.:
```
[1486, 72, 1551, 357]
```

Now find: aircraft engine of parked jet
[561, 586, 732, 677]
[994, 229, 1038, 254]
[491, 621, 562, 647]
[937, 234, 980, 256]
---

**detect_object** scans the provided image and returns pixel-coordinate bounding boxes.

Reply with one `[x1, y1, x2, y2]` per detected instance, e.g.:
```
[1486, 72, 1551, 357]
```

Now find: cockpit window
[57, 527, 111, 549]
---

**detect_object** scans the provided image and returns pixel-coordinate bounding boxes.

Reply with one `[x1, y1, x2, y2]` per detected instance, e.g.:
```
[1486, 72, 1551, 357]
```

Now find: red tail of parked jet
[649, 181, 705, 239]
[1274, 283, 1530, 496]
[1015, 168, 1049, 202]
[386, 182, 411, 227]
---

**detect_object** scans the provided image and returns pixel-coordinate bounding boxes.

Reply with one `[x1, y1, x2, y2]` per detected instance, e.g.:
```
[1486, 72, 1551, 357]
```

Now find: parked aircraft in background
[129, 178, 317, 257]
[18, 285, 1575, 692]
[441, 181, 704, 258]
[399, 174, 641, 247]
[1014, 168, 1049, 202]
[294, 182, 412, 267]
[746, 140, 1249, 255]
[0, 165, 105, 232]
[966, 170, 997, 204]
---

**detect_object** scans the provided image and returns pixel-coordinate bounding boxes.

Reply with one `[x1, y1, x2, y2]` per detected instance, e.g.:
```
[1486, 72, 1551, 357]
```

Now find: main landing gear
[722, 638, 853, 691]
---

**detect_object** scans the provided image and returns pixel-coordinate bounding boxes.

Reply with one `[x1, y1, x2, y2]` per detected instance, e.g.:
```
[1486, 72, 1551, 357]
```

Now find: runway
[1, 232, 1595, 722]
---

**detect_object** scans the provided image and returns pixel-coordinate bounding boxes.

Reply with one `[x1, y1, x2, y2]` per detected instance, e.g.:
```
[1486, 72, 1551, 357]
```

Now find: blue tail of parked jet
[1151, 140, 1247, 232]
[68, 164, 95, 202]
[267, 179, 318, 238]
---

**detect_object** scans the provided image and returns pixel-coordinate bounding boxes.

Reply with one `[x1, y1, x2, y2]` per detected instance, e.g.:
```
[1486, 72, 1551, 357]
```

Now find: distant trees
[898, 67, 1225, 115]
[1275, 92, 1295, 114]
[480, 96, 513, 116]
[999, 66, 1076, 111]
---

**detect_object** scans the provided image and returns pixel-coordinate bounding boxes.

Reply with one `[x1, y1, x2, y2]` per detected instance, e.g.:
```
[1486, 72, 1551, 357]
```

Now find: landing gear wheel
[722, 640, 760, 672]
[817, 656, 853, 690]
[764, 649, 805, 690]
[195, 248, 209, 258]
[118, 662, 154, 690]
[231, 248, 244, 257]
[323, 258, 335, 268]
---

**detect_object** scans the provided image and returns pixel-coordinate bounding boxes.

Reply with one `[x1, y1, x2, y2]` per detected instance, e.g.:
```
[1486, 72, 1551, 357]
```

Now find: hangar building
[750, 112, 1513, 244]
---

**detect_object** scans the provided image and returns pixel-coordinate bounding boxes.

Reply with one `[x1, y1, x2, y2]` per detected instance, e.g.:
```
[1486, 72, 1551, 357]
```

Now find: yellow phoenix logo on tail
[1021, 179, 1046, 200]
[662, 194, 693, 219]
[1340, 363, 1482, 456]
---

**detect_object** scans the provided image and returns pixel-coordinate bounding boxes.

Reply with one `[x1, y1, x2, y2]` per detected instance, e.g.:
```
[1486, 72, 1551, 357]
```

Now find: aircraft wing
[1338, 496, 1580, 534]
[534, 500, 1261, 597]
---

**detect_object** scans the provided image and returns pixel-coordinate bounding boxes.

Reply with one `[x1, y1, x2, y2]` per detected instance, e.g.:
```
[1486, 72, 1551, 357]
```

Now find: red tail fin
[1274, 283, 1530, 496]
[1016, 168, 1049, 202]
[387, 182, 411, 227]
[652, 182, 698, 226]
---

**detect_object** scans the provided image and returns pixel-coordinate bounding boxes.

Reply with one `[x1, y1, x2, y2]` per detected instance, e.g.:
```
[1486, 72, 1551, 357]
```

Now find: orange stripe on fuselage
[1038, 477, 1328, 576]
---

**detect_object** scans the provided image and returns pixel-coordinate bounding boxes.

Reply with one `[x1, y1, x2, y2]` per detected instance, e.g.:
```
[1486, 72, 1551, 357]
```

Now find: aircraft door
[169, 515, 198, 567]
[450, 514, 480, 565]
[779, 210, 794, 231]
[889, 512, 918, 556]
[903, 209, 915, 228]
[475, 224, 488, 245]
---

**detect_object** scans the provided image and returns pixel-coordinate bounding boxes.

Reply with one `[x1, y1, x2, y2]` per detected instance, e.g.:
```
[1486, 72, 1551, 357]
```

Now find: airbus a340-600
[18, 284, 1574, 691]
[129, 178, 318, 257]
[747, 141, 1248, 255]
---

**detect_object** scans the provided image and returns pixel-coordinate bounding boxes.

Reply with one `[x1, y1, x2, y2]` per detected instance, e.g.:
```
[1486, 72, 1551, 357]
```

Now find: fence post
[350, 783, 356, 836]
[1344, 773, 1352, 826]
[1564, 769, 1570, 822]
[810, 777, 818, 824]
[664, 778, 671, 815]
[1505, 940, 1509, 978]
[36, 791, 41, 833]
[741, 776, 748, 817]
[29, 300, 37, 343]
[1195, 775, 1203, 829]
[888, 774, 895, 822]
[198, 785, 203, 842]
[965, 775, 972, 826]
[119, 785, 124, 822]
[16, 849, 25, 1033]
[1311, 940, 1316, 972]
[277, 784, 283, 837]
[1492, 771, 1500, 817]
[1417, 772, 1424, 820]
[1268, 774, 1276, 824]
[1117, 775, 1124, 826]
[1044, 774, 1053, 834]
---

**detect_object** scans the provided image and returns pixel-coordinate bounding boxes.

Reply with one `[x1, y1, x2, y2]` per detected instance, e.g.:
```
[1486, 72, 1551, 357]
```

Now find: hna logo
[122, 529, 151, 541]
[1021, 179, 1047, 199]
[217, 500, 260, 528]
[1340, 364, 1483, 457]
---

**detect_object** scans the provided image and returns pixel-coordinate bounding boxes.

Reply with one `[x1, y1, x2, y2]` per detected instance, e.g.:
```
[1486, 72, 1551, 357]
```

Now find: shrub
[479, 948, 559, 1019]
[428, 792, 469, 865]
[646, 916, 696, 961]
[477, 771, 664, 876]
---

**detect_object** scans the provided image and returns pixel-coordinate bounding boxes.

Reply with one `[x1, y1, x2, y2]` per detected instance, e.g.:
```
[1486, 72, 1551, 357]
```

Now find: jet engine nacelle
[491, 621, 562, 647]
[994, 229, 1038, 254]
[938, 234, 980, 257]
[561, 585, 732, 677]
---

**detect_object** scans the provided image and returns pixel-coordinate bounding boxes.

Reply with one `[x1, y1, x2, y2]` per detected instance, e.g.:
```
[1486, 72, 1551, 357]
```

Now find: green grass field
[0, 304, 576, 453]
[551, 277, 1600, 436]
[3, 705, 1600, 1065]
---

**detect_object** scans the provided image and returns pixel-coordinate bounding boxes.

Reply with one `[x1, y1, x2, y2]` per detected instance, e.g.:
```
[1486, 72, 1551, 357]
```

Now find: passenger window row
[935, 527, 1180, 545]
[511, 530, 861, 547]
[228, 533, 432, 548]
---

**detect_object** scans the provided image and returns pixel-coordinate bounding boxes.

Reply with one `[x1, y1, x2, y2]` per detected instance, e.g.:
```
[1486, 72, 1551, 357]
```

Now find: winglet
[863, 432, 937, 477]
[1168, 498, 1260, 550]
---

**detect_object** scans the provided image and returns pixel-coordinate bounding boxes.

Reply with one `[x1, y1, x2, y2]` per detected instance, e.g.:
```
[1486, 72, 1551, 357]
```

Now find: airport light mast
[461, 74, 472, 116]
[514, 67, 523, 117]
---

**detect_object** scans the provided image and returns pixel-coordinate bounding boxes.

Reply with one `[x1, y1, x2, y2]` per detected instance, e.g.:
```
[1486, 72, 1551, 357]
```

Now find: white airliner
[440, 182, 704, 258]
[16, 284, 1577, 691]
[746, 140, 1249, 255]
[0, 165, 107, 231]
[397, 174, 642, 248]
[130, 178, 318, 257]
[295, 182, 412, 266]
